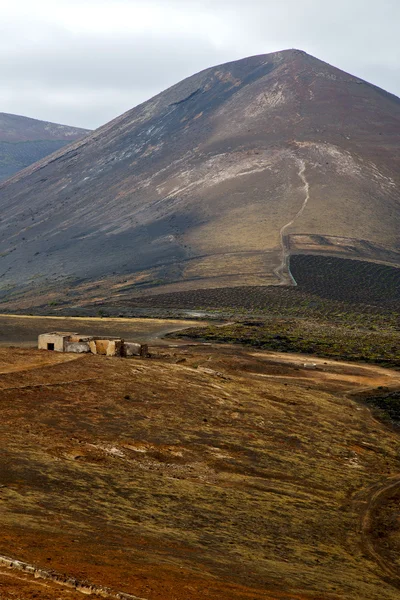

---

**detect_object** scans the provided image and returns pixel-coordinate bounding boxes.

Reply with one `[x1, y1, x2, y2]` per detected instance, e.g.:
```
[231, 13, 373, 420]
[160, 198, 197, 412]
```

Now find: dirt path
[359, 476, 400, 585]
[249, 349, 400, 380]
[274, 159, 309, 285]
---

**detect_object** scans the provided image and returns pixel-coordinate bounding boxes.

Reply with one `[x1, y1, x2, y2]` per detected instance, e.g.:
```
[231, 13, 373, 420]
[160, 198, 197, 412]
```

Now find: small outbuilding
[38, 332, 79, 353]
[38, 332, 148, 358]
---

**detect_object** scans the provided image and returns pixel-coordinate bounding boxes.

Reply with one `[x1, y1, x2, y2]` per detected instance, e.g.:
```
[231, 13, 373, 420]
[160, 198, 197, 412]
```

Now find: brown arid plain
[0, 316, 400, 600]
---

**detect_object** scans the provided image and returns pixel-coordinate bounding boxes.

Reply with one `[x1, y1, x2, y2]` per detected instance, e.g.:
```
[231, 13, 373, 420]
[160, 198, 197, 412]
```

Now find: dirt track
[274, 159, 310, 285]
[358, 475, 400, 585]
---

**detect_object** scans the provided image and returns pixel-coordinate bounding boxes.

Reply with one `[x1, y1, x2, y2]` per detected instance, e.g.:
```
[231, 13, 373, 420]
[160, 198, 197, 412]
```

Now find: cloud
[0, 0, 399, 128]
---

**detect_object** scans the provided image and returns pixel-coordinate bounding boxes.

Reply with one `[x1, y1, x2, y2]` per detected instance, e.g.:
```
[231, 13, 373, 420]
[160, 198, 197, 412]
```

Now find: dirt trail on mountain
[274, 160, 310, 285]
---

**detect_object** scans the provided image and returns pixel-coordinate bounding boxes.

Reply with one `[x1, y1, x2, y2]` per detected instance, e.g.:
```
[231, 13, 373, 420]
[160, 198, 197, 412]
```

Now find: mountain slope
[0, 49, 399, 310]
[0, 112, 89, 181]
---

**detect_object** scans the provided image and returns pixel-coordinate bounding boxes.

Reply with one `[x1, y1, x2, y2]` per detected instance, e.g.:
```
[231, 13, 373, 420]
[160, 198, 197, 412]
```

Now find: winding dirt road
[359, 475, 400, 585]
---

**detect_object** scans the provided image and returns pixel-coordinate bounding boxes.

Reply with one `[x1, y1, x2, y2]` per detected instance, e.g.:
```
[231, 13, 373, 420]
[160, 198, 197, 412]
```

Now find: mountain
[0, 49, 399, 311]
[0, 112, 89, 181]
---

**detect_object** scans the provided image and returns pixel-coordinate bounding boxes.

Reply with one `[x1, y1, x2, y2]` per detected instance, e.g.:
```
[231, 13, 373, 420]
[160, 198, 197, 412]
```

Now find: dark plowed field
[115, 256, 399, 321]
[124, 285, 395, 312]
[290, 255, 400, 306]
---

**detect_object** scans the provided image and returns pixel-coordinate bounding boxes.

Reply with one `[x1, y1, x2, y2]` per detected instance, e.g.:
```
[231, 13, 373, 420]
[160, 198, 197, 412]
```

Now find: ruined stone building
[38, 332, 148, 357]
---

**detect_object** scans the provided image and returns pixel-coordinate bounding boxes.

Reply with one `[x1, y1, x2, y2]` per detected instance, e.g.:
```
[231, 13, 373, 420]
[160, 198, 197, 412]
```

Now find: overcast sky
[1, 0, 399, 129]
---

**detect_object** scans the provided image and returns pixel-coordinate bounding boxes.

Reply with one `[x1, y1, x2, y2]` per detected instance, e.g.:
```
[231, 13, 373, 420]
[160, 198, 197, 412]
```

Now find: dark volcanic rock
[0, 49, 399, 309]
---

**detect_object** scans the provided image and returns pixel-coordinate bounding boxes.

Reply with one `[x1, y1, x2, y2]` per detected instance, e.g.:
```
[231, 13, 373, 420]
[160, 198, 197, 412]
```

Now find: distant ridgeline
[0, 112, 89, 181]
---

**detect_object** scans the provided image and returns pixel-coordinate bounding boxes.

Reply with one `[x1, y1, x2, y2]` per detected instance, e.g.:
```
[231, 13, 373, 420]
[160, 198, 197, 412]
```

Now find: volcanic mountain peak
[0, 50, 399, 310]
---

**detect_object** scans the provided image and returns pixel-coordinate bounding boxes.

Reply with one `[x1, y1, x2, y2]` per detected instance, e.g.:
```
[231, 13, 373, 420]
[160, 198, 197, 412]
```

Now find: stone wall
[89, 339, 124, 357]
[124, 343, 148, 357]
[0, 553, 145, 599]
[64, 342, 91, 354]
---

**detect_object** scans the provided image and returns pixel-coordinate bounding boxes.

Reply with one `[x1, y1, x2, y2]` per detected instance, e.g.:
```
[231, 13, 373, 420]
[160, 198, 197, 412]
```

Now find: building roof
[40, 332, 79, 336]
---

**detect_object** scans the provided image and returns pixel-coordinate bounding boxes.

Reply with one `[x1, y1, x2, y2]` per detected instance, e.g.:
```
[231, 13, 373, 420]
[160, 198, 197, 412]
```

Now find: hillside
[0, 49, 399, 311]
[0, 112, 89, 181]
[1, 340, 400, 600]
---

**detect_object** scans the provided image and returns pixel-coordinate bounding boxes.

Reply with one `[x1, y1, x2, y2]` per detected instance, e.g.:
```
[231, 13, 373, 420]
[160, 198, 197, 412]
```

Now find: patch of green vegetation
[172, 318, 400, 368]
[363, 391, 400, 425]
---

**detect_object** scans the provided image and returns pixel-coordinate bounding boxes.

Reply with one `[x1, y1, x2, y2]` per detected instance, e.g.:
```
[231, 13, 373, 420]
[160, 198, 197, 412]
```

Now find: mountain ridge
[0, 49, 398, 310]
[0, 112, 90, 182]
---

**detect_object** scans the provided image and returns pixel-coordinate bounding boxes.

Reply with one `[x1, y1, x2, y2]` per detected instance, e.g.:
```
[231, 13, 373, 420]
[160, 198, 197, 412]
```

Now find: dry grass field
[0, 341, 400, 599]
